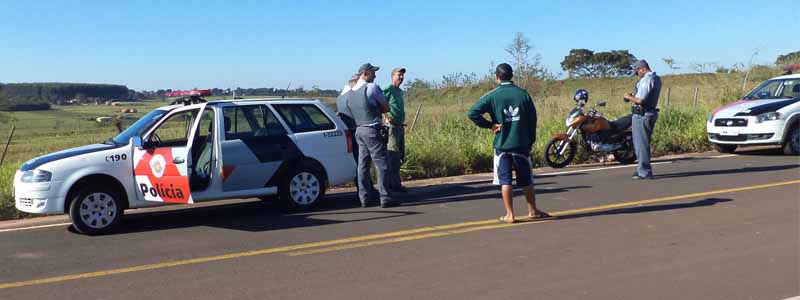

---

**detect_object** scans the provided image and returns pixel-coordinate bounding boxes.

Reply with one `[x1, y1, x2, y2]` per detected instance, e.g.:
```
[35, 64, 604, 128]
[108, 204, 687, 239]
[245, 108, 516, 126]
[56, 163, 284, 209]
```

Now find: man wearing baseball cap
[383, 67, 407, 193]
[344, 63, 399, 208]
[624, 59, 662, 180]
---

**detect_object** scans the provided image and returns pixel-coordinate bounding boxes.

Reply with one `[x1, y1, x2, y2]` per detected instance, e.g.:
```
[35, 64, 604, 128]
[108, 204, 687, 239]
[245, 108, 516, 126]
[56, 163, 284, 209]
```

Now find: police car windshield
[743, 79, 787, 100]
[111, 109, 168, 145]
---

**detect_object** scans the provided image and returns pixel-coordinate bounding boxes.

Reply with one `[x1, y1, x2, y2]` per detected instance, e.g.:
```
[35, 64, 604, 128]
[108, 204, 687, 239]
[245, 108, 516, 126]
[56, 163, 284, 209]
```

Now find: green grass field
[0, 69, 779, 220]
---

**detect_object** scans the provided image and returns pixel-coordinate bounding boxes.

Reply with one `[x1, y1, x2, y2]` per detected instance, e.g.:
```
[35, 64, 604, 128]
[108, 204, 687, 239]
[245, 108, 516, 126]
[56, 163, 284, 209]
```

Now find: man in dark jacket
[467, 63, 552, 223]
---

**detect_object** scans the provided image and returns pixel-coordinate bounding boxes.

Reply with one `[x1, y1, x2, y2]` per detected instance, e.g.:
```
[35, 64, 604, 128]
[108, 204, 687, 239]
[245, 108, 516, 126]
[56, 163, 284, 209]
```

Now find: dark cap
[495, 63, 513, 80]
[358, 63, 380, 74]
[391, 67, 406, 74]
[631, 59, 649, 70]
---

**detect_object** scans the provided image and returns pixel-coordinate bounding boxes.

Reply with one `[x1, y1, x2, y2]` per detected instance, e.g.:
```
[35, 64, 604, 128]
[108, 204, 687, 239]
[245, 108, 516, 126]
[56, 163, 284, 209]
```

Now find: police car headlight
[21, 170, 52, 183]
[755, 112, 782, 123]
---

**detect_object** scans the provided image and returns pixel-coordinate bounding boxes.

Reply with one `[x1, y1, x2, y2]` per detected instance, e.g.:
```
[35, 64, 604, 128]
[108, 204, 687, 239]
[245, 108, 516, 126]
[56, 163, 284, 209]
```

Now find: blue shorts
[493, 149, 534, 187]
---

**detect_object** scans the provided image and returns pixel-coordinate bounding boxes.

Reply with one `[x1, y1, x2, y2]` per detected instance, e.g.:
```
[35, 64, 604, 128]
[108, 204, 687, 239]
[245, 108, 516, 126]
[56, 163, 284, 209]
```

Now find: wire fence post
[665, 87, 671, 107]
[409, 103, 423, 134]
[0, 125, 15, 168]
[693, 87, 699, 106]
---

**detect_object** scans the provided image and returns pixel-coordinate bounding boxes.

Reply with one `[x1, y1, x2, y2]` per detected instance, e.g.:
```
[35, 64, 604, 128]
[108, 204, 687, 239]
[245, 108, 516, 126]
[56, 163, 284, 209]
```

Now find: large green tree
[561, 49, 637, 78]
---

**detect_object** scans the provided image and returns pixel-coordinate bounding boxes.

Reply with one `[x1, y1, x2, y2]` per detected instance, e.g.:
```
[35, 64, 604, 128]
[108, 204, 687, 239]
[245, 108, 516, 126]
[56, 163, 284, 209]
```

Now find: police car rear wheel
[68, 187, 124, 235]
[280, 162, 326, 209]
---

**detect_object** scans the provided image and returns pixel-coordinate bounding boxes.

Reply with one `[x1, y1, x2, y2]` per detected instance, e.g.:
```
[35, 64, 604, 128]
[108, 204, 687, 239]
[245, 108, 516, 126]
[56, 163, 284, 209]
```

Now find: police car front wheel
[280, 162, 326, 209]
[68, 186, 124, 235]
[713, 143, 737, 154]
[783, 126, 800, 155]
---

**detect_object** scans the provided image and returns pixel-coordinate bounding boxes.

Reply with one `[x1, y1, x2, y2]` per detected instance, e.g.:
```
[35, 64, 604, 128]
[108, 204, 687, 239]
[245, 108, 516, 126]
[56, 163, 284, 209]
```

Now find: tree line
[0, 83, 130, 103]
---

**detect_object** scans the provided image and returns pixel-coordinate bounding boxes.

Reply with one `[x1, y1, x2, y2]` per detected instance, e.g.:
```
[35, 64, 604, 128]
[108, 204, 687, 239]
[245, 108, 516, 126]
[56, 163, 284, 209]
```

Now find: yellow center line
[1, 179, 797, 290]
[285, 179, 800, 256]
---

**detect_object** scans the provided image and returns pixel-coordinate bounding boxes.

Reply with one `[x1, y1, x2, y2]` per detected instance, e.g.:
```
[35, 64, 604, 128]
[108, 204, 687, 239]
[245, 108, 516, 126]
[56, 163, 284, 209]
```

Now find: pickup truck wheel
[68, 186, 124, 235]
[279, 161, 326, 210]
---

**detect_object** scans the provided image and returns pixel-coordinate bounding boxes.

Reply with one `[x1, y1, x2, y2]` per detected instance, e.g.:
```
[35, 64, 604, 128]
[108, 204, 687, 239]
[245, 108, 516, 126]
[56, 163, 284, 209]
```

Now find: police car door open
[133, 104, 207, 204]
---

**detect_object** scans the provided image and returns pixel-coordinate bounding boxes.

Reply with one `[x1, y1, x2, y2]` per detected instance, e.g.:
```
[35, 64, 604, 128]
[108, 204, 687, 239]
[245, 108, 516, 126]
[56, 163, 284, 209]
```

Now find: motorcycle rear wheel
[613, 134, 636, 164]
[544, 138, 576, 168]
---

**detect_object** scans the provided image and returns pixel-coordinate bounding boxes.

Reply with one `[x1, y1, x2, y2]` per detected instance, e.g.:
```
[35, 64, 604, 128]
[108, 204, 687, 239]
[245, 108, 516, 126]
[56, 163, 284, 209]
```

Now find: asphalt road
[0, 149, 798, 300]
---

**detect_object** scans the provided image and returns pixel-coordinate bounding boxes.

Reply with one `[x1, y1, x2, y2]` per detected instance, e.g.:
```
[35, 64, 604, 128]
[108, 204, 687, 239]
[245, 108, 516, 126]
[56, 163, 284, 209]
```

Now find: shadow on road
[557, 197, 733, 220]
[401, 184, 591, 207]
[733, 147, 786, 156]
[654, 164, 798, 180]
[87, 174, 590, 235]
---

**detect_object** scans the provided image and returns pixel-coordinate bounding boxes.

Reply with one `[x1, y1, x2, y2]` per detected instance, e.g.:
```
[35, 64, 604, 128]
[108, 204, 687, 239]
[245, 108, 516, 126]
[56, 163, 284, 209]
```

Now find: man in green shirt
[383, 67, 407, 192]
[467, 63, 552, 223]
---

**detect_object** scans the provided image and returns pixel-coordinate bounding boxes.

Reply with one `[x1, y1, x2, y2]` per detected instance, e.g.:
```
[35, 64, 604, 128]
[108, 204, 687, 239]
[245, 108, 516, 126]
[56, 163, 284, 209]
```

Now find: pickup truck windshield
[111, 109, 168, 145]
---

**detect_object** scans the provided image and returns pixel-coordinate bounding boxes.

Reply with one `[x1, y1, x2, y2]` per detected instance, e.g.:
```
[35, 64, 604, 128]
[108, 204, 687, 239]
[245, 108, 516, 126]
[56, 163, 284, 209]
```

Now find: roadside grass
[0, 69, 780, 220]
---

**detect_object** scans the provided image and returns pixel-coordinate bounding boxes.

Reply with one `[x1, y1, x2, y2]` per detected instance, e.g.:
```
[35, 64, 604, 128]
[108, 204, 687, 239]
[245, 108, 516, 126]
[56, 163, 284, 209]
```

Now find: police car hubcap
[290, 172, 320, 205]
[78, 192, 117, 229]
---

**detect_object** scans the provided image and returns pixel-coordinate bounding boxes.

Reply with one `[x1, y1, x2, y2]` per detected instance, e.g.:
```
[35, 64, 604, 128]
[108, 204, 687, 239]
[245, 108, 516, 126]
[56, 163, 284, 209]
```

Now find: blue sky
[1, 0, 798, 91]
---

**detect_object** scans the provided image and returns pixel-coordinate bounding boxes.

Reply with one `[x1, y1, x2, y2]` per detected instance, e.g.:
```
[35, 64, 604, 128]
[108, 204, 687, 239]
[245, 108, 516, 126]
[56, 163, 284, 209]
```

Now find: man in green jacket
[383, 67, 407, 192]
[467, 63, 552, 223]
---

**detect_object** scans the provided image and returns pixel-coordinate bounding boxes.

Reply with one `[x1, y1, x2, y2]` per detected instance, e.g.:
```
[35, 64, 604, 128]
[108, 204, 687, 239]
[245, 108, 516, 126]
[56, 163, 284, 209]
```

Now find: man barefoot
[467, 63, 552, 223]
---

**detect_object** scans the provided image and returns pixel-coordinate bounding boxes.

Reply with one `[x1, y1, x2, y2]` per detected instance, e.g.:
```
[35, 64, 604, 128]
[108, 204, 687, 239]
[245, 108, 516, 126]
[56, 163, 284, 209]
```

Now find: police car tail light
[345, 130, 353, 153]
[21, 170, 52, 183]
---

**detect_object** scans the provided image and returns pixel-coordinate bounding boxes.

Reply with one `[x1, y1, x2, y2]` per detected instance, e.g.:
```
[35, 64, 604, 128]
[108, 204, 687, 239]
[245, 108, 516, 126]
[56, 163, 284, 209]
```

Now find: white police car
[707, 74, 800, 154]
[14, 96, 356, 234]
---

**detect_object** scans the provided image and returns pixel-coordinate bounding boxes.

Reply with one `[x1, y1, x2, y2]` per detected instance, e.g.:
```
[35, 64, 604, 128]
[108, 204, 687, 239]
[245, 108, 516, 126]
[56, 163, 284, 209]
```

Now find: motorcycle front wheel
[544, 138, 576, 168]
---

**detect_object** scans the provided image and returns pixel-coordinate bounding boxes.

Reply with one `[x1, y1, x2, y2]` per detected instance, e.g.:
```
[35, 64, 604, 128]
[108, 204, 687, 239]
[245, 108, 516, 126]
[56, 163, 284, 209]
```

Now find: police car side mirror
[133, 136, 156, 150]
[130, 137, 143, 148]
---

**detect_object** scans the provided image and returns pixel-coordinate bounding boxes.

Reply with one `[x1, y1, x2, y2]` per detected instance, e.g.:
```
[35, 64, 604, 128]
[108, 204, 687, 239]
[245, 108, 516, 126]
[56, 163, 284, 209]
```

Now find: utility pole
[742, 49, 759, 91]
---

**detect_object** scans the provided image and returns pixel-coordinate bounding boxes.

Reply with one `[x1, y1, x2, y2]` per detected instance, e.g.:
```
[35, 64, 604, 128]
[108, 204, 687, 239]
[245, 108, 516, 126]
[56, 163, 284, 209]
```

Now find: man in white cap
[336, 74, 363, 199]
[624, 59, 661, 180]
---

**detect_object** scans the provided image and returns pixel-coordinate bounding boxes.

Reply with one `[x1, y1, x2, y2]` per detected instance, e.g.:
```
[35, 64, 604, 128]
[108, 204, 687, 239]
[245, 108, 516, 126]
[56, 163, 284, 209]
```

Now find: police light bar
[164, 89, 212, 97]
[784, 65, 800, 71]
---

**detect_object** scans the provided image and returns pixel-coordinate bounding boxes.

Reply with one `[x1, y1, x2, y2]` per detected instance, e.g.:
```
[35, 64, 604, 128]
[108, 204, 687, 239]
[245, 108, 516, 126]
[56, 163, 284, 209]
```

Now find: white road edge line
[0, 222, 73, 233]
[0, 153, 741, 233]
